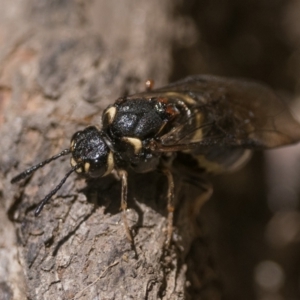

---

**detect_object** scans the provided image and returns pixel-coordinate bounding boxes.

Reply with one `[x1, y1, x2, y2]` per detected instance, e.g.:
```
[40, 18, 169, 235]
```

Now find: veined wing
[151, 75, 300, 151]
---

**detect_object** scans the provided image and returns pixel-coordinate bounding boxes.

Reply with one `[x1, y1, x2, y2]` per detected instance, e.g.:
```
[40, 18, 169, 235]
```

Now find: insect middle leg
[161, 167, 175, 247]
[118, 169, 133, 242]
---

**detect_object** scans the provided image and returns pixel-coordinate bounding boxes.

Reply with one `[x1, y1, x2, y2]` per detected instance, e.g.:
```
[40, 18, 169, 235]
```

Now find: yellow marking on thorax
[122, 137, 142, 154]
[103, 151, 115, 177]
[104, 107, 117, 124]
[160, 92, 196, 105]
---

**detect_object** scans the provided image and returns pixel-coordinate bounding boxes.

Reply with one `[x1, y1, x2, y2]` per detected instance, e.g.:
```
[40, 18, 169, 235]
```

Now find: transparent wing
[151, 75, 300, 151]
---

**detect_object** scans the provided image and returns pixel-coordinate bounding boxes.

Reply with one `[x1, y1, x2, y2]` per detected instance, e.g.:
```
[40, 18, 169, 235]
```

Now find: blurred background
[172, 1, 300, 300]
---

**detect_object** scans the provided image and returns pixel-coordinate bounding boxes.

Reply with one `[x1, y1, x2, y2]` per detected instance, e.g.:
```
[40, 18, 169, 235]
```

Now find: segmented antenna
[11, 149, 71, 184]
[34, 164, 81, 216]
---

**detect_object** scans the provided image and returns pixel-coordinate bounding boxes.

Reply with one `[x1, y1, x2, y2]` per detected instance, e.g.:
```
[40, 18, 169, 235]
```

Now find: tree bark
[0, 1, 219, 299]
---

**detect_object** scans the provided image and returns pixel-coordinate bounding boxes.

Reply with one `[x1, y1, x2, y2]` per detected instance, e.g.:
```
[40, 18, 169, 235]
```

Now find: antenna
[34, 164, 81, 216]
[11, 149, 71, 184]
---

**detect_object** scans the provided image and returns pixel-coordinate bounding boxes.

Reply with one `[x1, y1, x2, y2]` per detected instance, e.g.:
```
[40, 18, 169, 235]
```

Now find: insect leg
[162, 167, 175, 247]
[118, 170, 133, 242]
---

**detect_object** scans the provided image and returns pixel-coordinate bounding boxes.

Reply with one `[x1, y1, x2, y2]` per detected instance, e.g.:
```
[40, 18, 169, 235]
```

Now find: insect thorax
[101, 97, 180, 173]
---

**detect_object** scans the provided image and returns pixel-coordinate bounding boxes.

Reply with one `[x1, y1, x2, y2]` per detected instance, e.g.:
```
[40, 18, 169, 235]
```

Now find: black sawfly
[11, 75, 300, 244]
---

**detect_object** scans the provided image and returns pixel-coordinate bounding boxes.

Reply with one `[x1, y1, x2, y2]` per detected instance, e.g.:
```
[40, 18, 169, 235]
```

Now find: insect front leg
[118, 169, 133, 242]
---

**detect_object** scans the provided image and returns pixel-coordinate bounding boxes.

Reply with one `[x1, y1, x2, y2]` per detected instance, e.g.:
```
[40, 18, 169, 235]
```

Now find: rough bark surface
[0, 1, 217, 299]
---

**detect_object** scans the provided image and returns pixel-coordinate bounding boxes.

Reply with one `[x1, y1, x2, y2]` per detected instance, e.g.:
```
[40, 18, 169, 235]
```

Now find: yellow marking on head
[104, 107, 117, 124]
[122, 137, 142, 154]
[76, 168, 83, 173]
[70, 140, 75, 150]
[70, 158, 77, 167]
[84, 162, 90, 173]
[103, 151, 114, 177]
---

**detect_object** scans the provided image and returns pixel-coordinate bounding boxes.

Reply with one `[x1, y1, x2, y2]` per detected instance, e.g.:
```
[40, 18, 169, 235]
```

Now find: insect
[11, 75, 300, 244]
